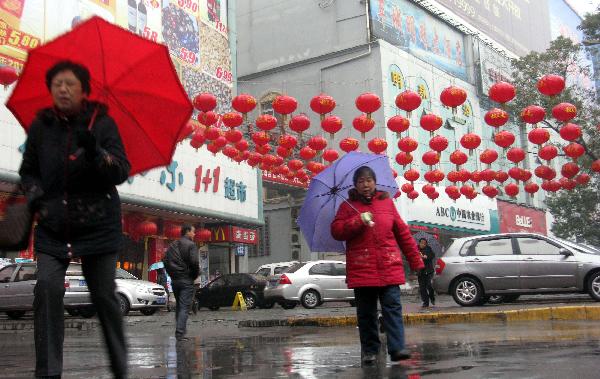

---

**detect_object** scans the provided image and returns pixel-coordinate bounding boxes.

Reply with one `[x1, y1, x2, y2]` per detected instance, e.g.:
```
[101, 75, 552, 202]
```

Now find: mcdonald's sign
[210, 226, 230, 242]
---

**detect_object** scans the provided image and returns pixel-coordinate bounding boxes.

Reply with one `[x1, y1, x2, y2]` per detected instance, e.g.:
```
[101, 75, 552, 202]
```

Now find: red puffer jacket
[331, 191, 424, 288]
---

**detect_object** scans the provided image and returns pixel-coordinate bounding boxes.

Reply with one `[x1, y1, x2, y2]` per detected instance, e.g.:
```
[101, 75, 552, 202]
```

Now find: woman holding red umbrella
[19, 60, 130, 379]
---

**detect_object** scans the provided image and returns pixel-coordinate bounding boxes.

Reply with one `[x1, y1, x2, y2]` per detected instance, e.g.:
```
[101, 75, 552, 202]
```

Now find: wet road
[2, 319, 600, 378]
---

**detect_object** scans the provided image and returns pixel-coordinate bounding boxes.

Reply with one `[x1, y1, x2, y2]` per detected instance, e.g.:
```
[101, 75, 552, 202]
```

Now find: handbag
[0, 189, 34, 251]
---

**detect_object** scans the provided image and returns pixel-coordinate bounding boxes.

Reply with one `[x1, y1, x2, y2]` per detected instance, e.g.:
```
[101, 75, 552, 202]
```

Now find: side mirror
[559, 248, 573, 256]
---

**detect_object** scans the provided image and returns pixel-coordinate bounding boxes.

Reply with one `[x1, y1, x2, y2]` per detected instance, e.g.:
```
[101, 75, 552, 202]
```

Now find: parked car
[0, 262, 94, 319]
[115, 268, 167, 315]
[433, 233, 600, 306]
[195, 273, 269, 310]
[264, 260, 354, 309]
[255, 261, 299, 277]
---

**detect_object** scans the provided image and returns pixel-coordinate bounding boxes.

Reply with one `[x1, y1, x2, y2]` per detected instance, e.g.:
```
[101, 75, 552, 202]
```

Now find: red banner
[231, 226, 258, 245]
[497, 200, 547, 235]
[0, 20, 41, 52]
[262, 171, 308, 188]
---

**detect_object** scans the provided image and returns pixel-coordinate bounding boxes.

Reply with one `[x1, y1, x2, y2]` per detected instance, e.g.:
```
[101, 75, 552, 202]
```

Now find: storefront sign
[497, 200, 546, 235]
[231, 226, 258, 245]
[262, 171, 308, 188]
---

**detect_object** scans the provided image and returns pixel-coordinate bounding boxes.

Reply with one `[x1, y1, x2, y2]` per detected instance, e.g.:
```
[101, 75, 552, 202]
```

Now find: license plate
[79, 279, 87, 286]
[155, 297, 166, 305]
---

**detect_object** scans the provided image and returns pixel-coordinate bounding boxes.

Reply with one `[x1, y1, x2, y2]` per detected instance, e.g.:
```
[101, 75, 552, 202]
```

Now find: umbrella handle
[332, 192, 361, 215]
[87, 106, 99, 131]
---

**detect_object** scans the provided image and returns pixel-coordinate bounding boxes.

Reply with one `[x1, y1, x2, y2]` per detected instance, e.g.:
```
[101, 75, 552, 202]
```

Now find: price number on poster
[177, 0, 198, 13]
[0, 22, 40, 51]
[214, 21, 228, 34]
[142, 26, 159, 42]
[216, 67, 233, 82]
[179, 47, 197, 65]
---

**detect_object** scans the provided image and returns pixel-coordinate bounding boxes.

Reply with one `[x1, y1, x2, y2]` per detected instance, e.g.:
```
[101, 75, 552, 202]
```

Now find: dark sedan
[195, 273, 270, 310]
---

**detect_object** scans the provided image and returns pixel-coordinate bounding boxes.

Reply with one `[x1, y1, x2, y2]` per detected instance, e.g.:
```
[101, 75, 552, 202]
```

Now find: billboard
[369, 0, 468, 80]
[434, 0, 551, 56]
[497, 200, 547, 235]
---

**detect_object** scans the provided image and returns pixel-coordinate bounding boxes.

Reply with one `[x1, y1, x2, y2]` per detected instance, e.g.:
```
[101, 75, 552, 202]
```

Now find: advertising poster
[498, 200, 547, 235]
[0, 0, 44, 71]
[44, 0, 116, 40]
[370, 0, 467, 80]
[199, 0, 227, 37]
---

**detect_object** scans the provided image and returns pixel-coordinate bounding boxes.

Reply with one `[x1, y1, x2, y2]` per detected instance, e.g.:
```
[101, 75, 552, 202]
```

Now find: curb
[0, 319, 98, 332]
[238, 305, 600, 328]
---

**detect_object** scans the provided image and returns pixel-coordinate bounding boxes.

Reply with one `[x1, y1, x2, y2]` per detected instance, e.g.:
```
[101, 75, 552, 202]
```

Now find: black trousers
[172, 279, 195, 338]
[34, 252, 127, 378]
[418, 272, 435, 306]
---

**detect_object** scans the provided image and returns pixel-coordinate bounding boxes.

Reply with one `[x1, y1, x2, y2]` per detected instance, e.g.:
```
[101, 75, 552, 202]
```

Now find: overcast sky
[566, 0, 599, 17]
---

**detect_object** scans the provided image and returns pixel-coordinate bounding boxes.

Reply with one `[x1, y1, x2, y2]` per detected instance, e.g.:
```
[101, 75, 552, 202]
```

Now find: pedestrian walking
[163, 224, 199, 341]
[417, 238, 436, 308]
[156, 267, 172, 311]
[331, 166, 424, 366]
[19, 61, 130, 379]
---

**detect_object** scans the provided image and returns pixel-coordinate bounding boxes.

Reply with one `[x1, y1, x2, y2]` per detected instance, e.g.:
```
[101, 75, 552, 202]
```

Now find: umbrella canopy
[297, 151, 398, 253]
[6, 16, 193, 176]
[148, 261, 165, 271]
[413, 231, 443, 257]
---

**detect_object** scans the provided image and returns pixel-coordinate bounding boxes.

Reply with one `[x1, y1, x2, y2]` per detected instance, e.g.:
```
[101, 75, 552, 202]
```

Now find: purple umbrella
[297, 151, 398, 252]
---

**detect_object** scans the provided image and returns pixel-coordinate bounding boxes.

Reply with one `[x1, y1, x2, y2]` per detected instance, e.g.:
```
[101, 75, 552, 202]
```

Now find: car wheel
[208, 306, 220, 311]
[259, 301, 275, 309]
[6, 310, 26, 320]
[79, 307, 96, 318]
[66, 308, 80, 317]
[487, 295, 506, 304]
[301, 289, 321, 309]
[244, 293, 257, 309]
[279, 301, 297, 309]
[118, 294, 130, 316]
[587, 271, 600, 301]
[140, 308, 157, 316]
[451, 277, 483, 307]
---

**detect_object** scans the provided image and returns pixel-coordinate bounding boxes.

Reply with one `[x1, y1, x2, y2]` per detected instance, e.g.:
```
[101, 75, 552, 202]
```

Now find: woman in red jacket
[331, 166, 424, 365]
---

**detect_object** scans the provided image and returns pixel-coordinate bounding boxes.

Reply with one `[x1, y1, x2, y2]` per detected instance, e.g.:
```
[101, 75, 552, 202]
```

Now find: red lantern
[426, 191, 440, 201]
[235, 139, 249, 152]
[401, 183, 414, 194]
[538, 144, 558, 162]
[407, 190, 419, 200]
[495, 171, 509, 183]
[534, 165, 556, 181]
[422, 150, 440, 167]
[395, 152, 413, 167]
[195, 228, 212, 243]
[367, 138, 388, 154]
[307, 161, 324, 174]
[190, 130, 205, 149]
[387, 115, 410, 137]
[458, 169, 471, 183]
[479, 149, 498, 165]
[299, 146, 317, 160]
[520, 169, 532, 182]
[420, 113, 443, 134]
[197, 111, 219, 126]
[276, 146, 291, 158]
[321, 116, 343, 139]
[482, 185, 499, 199]
[252, 131, 270, 146]
[528, 128, 550, 145]
[559, 123, 582, 141]
[592, 160, 600, 173]
[395, 90, 422, 117]
[398, 137, 418, 153]
[460, 185, 475, 197]
[488, 81, 515, 104]
[484, 108, 509, 128]
[481, 169, 496, 183]
[429, 135, 448, 152]
[563, 142, 585, 161]
[447, 171, 461, 183]
[164, 223, 181, 240]
[289, 114, 311, 135]
[222, 146, 238, 159]
[520, 105, 546, 125]
[288, 159, 304, 171]
[355, 92, 381, 117]
[225, 129, 243, 143]
[460, 133, 481, 153]
[137, 220, 158, 236]
[449, 150, 468, 167]
[308, 136, 328, 151]
[322, 149, 339, 163]
[278, 134, 298, 150]
[232, 94, 257, 114]
[262, 154, 278, 166]
[470, 170, 482, 185]
[494, 130, 515, 149]
[340, 138, 360, 153]
[537, 74, 565, 96]
[560, 177, 577, 191]
[575, 173, 591, 186]
[193, 93, 217, 112]
[255, 144, 272, 155]
[222, 112, 243, 128]
[0, 65, 18, 88]
[424, 170, 444, 184]
[310, 94, 336, 118]
[272, 95, 297, 115]
[546, 180, 562, 192]
[446, 186, 461, 201]
[204, 126, 221, 140]
[234, 150, 249, 163]
[352, 114, 375, 138]
[246, 152, 262, 167]
[440, 86, 467, 111]
[561, 162, 580, 179]
[404, 169, 420, 182]
[256, 114, 278, 132]
[524, 182, 539, 196]
[552, 103, 577, 123]
[504, 183, 519, 197]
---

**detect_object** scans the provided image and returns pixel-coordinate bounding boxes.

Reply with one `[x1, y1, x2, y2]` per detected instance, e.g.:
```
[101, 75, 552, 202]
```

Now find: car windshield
[116, 268, 138, 279]
[555, 238, 600, 255]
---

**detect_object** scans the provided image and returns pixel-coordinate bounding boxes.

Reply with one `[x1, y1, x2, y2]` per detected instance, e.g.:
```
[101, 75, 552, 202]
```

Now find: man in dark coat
[164, 224, 199, 341]
[417, 238, 436, 308]
[19, 61, 130, 379]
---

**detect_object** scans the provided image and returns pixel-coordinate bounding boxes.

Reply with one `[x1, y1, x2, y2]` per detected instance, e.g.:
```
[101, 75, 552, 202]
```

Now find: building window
[259, 216, 270, 257]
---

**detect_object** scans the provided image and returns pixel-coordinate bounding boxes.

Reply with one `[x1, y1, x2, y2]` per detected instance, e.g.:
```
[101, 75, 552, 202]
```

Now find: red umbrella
[6, 16, 192, 176]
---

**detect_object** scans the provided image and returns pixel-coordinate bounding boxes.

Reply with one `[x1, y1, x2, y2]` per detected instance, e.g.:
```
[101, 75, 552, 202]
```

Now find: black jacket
[164, 236, 199, 282]
[19, 101, 130, 258]
[418, 245, 436, 275]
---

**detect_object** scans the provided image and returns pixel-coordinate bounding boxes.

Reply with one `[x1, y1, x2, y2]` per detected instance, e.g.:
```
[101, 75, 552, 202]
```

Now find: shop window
[259, 92, 283, 125]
